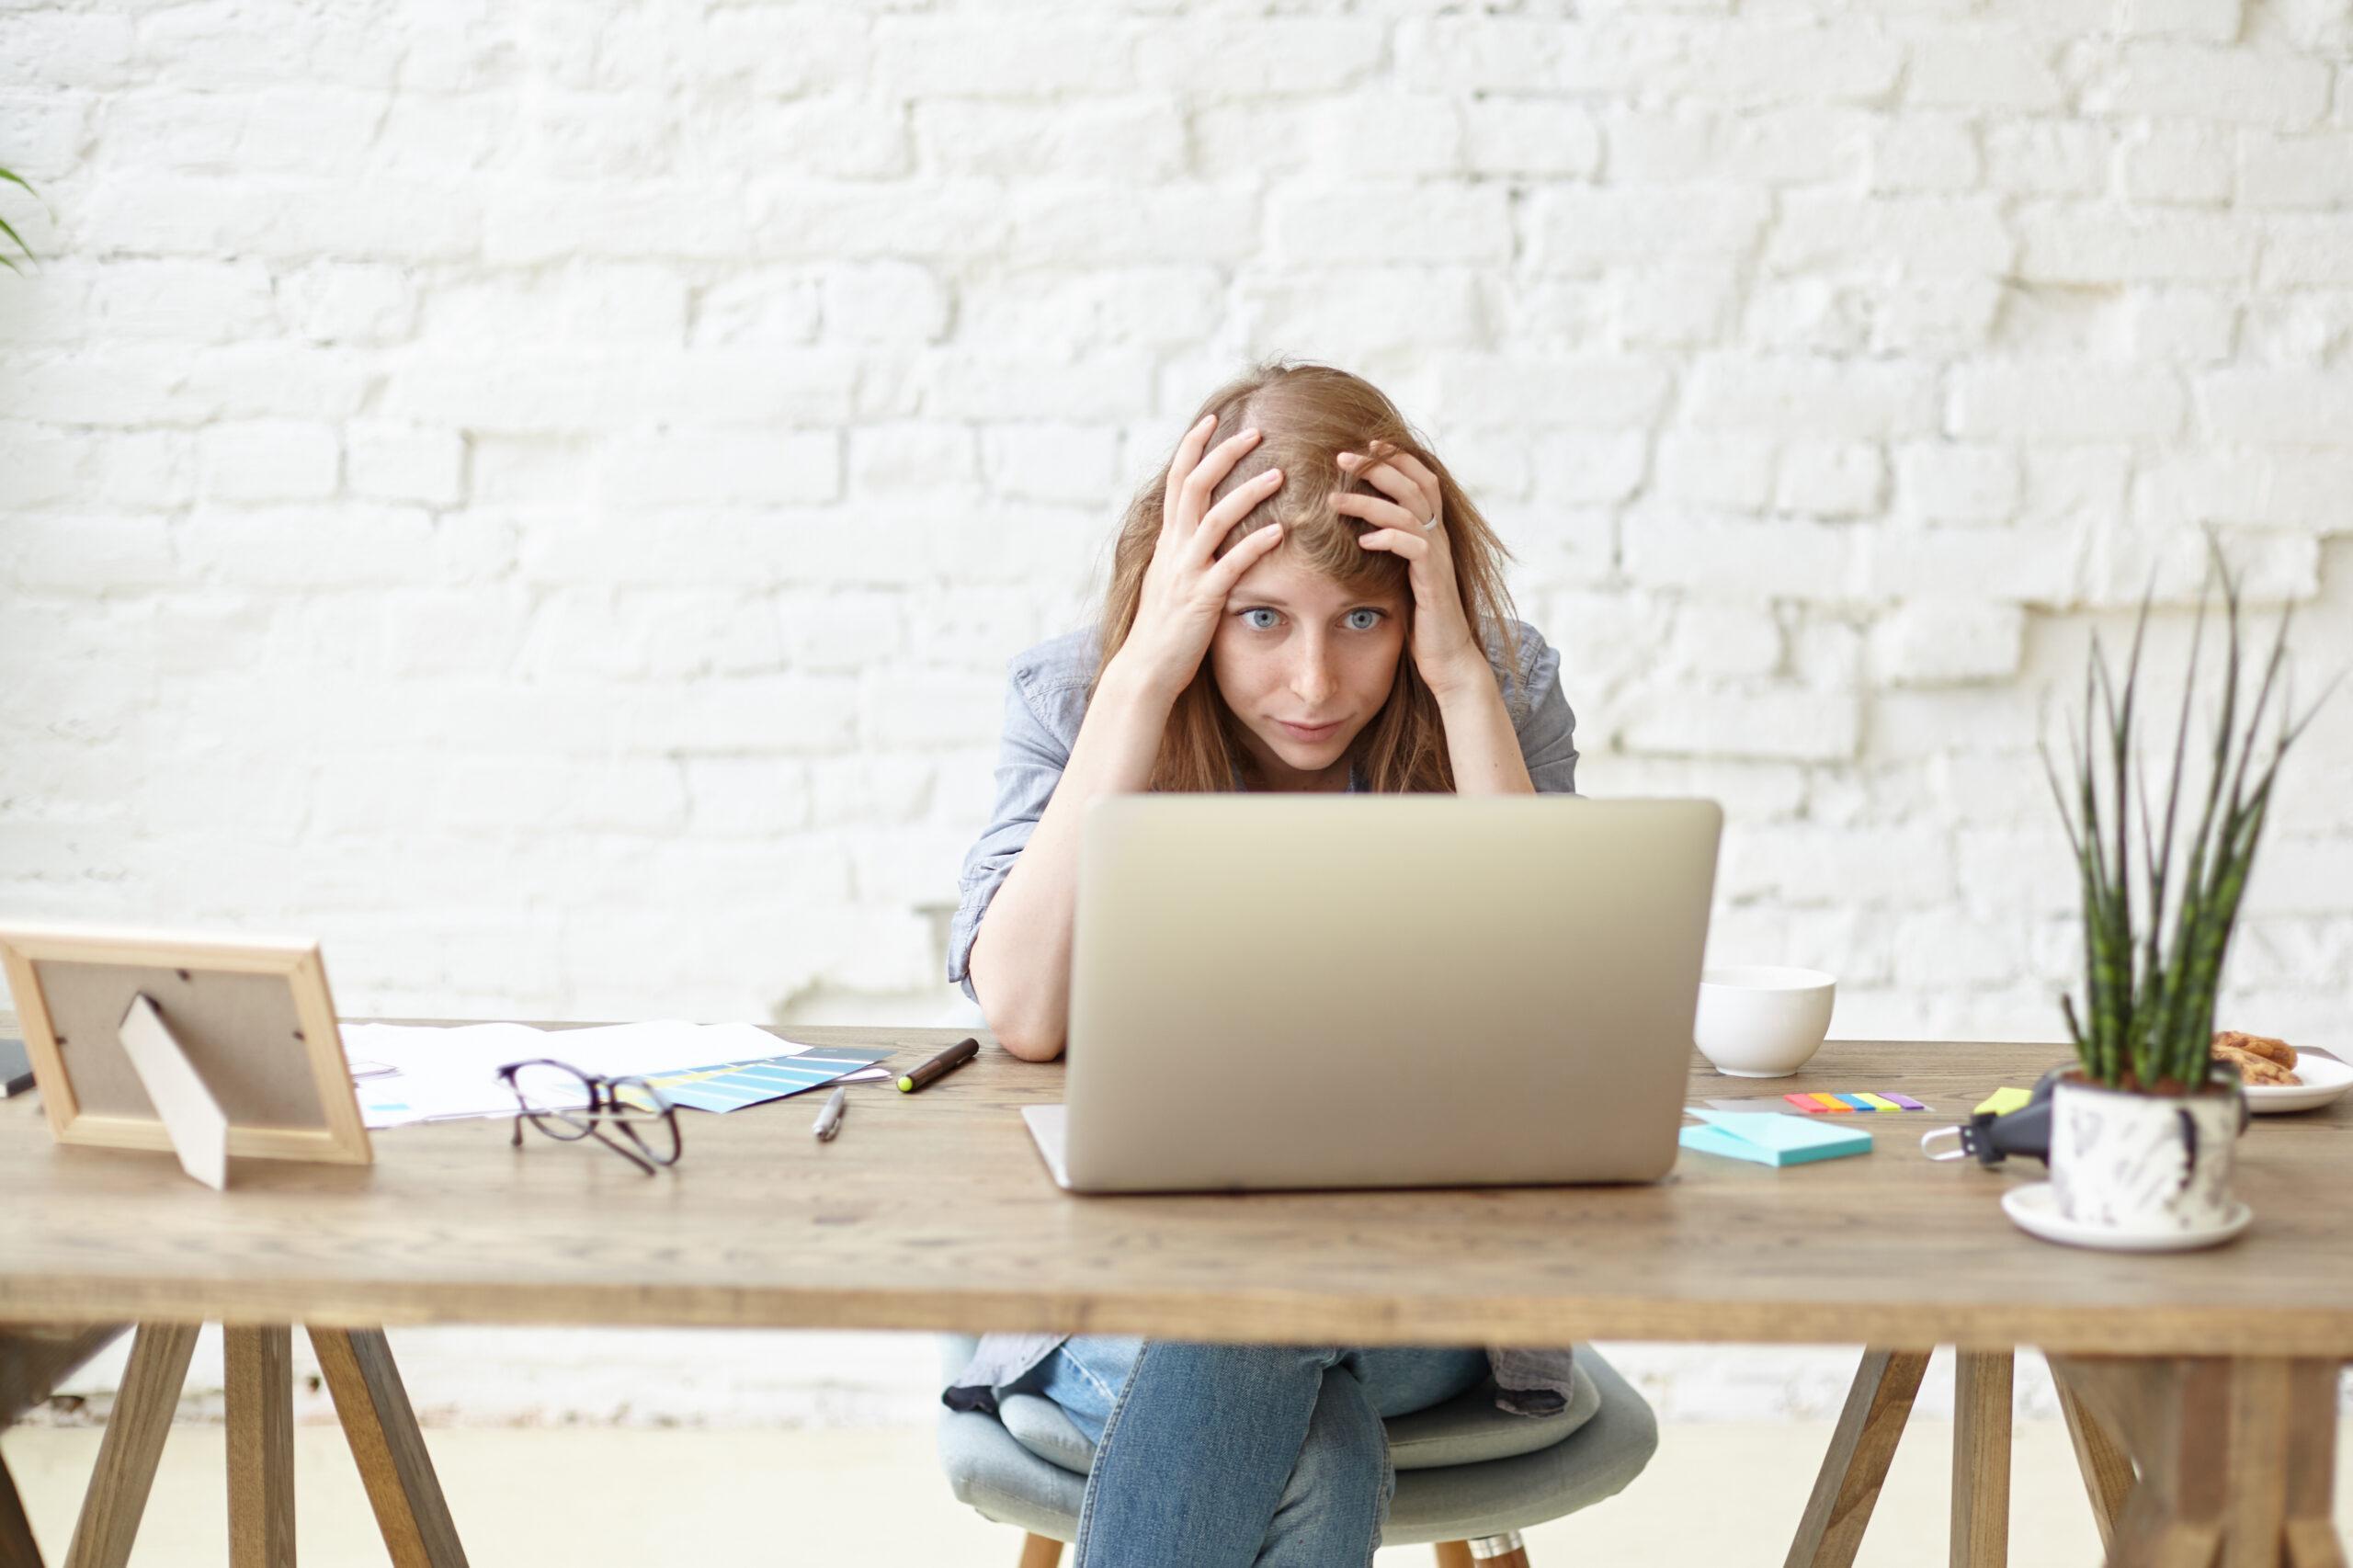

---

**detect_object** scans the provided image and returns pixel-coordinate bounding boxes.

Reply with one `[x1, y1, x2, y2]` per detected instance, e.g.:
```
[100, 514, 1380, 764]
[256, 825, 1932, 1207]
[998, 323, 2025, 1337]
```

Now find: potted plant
[1, 165, 40, 272]
[2038, 535, 2336, 1239]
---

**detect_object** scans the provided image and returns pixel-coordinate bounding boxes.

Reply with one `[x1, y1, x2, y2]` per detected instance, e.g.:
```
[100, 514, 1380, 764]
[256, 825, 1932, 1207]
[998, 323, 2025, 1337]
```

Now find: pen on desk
[897, 1037, 979, 1094]
[813, 1085, 847, 1142]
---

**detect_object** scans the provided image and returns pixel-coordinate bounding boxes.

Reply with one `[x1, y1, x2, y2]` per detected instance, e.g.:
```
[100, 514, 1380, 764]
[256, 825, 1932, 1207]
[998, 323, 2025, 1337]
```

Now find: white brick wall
[6, 0, 2353, 1425]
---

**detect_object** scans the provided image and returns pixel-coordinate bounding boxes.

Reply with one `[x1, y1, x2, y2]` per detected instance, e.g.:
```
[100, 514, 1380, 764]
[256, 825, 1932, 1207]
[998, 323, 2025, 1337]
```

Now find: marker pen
[897, 1037, 979, 1094]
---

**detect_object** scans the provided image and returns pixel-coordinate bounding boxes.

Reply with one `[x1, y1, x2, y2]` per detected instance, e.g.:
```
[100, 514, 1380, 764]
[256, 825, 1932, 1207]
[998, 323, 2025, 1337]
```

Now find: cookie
[2213, 1029, 2297, 1069]
[2214, 1042, 2301, 1086]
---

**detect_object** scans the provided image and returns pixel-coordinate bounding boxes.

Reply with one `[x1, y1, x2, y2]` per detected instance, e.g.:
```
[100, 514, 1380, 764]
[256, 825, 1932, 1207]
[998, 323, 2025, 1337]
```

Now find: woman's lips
[1277, 719, 1343, 741]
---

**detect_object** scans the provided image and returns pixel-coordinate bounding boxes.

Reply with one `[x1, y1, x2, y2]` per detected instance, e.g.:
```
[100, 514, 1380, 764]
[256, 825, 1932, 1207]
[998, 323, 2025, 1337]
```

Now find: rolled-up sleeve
[947, 663, 1078, 1005]
[1509, 628, 1580, 796]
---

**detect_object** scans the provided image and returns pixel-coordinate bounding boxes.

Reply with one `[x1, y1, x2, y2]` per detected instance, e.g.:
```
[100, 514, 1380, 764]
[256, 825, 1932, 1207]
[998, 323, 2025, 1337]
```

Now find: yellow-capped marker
[898, 1037, 979, 1094]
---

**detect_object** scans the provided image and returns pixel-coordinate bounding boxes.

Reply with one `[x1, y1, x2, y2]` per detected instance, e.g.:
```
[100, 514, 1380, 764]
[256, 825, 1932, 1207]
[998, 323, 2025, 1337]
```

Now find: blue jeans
[1011, 1336, 1491, 1568]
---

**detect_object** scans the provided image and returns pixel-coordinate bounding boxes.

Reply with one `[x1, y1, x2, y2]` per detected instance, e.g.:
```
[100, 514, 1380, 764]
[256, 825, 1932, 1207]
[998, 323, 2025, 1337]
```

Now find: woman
[942, 359, 1583, 1567]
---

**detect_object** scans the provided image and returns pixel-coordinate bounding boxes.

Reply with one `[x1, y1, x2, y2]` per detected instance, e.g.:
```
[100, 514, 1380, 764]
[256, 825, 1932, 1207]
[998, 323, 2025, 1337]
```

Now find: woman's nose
[1290, 649, 1336, 702]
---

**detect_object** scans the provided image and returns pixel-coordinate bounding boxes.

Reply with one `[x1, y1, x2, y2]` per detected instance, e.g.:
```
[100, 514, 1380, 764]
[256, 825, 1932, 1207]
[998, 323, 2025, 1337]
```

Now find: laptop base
[1022, 1104, 1072, 1190]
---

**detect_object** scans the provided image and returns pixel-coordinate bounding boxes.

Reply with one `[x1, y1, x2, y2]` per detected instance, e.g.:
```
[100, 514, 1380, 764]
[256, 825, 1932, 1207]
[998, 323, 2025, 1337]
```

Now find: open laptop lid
[1060, 796, 1722, 1193]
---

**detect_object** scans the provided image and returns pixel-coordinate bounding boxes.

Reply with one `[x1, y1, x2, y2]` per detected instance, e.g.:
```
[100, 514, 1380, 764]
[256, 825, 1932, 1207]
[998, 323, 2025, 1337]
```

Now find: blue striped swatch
[625, 1050, 892, 1114]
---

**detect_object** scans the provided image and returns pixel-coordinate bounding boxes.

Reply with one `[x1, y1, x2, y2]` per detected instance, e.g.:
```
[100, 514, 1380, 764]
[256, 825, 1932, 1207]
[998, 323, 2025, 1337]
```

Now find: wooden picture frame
[0, 921, 372, 1167]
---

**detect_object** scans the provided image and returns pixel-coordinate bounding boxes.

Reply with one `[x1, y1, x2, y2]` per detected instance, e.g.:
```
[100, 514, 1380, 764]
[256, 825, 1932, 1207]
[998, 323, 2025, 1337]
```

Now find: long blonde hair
[1091, 358, 1526, 793]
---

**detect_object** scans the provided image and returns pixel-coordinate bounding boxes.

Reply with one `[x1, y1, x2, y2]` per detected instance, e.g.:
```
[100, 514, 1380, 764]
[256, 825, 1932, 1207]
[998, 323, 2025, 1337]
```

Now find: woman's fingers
[1340, 442, 1438, 522]
[1175, 426, 1263, 532]
[1355, 527, 1427, 561]
[1208, 519, 1286, 594]
[1330, 489, 1421, 532]
[1188, 466, 1284, 560]
[1160, 415, 1218, 536]
[1358, 438, 1440, 497]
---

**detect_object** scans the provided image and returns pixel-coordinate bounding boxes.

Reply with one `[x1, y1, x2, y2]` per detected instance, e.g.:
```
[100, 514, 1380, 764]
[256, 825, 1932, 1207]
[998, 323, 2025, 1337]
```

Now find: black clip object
[1919, 1065, 2068, 1166]
[1919, 1061, 2255, 1166]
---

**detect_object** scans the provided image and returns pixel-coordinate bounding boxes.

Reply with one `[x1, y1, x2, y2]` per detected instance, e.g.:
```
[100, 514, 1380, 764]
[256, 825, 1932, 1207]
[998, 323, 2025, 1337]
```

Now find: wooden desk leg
[2225, 1358, 2343, 1568]
[2278, 1360, 2345, 1568]
[0, 1324, 146, 1568]
[2048, 1354, 2343, 1568]
[224, 1327, 294, 1568]
[63, 1322, 199, 1568]
[1785, 1347, 1932, 1568]
[0, 1329, 131, 1431]
[1951, 1350, 2012, 1568]
[308, 1328, 466, 1568]
[1, 1448, 43, 1568]
[2056, 1375, 2136, 1553]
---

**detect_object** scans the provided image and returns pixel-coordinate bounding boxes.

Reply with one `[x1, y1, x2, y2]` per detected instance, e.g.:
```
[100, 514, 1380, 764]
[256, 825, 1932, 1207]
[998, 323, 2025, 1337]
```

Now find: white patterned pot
[2048, 1073, 2245, 1236]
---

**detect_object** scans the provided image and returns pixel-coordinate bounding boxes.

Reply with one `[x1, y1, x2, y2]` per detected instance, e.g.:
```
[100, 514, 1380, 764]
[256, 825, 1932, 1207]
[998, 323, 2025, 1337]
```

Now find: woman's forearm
[1437, 670, 1535, 796]
[967, 657, 1177, 1062]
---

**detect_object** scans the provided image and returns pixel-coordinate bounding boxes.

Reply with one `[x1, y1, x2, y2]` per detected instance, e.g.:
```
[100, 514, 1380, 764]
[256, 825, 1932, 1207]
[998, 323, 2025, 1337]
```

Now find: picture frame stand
[113, 994, 232, 1191]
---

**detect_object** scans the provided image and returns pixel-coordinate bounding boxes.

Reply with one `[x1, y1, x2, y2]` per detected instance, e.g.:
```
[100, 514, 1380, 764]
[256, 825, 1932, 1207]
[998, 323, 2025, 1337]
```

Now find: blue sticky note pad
[1678, 1110, 1872, 1167]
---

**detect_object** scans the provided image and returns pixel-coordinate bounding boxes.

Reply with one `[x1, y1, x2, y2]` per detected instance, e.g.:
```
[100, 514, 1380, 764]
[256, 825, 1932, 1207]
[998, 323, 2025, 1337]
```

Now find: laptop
[1022, 795, 1722, 1193]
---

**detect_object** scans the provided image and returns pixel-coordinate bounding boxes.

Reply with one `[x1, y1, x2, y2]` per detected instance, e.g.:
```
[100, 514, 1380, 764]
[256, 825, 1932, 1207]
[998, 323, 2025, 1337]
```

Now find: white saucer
[2000, 1182, 2252, 1253]
[2240, 1051, 2353, 1114]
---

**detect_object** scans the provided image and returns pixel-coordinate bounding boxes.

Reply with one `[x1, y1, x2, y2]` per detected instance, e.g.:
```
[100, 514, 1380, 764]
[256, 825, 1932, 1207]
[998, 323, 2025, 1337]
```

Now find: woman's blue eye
[1238, 608, 1381, 631]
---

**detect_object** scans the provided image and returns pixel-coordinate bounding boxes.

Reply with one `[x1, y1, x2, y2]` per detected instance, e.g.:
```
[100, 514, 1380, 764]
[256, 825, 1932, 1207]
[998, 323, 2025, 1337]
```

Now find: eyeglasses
[494, 1058, 683, 1176]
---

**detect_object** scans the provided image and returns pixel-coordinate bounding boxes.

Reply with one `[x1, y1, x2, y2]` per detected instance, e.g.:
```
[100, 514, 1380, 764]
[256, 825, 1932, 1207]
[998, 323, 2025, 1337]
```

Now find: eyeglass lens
[508, 1061, 596, 1139]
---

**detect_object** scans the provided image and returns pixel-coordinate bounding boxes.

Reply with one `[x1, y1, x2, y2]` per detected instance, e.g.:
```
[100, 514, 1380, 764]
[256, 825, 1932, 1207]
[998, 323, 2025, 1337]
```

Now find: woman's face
[1211, 550, 1408, 791]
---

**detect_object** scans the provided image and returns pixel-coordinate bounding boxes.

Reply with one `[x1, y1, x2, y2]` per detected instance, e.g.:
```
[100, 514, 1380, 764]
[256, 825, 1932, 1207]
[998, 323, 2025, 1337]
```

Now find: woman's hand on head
[1110, 414, 1289, 704]
[1337, 439, 1488, 703]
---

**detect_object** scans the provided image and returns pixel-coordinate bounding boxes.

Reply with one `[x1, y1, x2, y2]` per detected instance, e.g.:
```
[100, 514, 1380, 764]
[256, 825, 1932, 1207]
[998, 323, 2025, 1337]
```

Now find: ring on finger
[1419, 513, 1440, 531]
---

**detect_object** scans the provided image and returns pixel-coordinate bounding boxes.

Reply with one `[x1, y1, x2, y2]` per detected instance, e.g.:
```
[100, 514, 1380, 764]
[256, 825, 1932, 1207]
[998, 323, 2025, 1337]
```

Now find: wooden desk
[1, 1031, 2345, 1566]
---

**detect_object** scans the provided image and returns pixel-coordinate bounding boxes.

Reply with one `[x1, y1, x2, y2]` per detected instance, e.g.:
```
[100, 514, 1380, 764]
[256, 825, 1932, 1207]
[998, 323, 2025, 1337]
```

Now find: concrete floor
[13, 1416, 2347, 1566]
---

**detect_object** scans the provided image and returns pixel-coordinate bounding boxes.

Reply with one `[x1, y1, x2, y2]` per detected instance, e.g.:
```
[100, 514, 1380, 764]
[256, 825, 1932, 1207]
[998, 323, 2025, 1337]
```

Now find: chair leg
[1468, 1531, 1529, 1564]
[1435, 1544, 1474, 1568]
[1016, 1533, 1063, 1568]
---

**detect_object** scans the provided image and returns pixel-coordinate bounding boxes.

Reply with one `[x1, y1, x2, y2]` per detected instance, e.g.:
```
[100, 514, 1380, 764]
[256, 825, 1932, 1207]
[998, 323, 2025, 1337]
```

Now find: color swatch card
[625, 1049, 892, 1114]
[1679, 1109, 1872, 1167]
[342, 1020, 893, 1129]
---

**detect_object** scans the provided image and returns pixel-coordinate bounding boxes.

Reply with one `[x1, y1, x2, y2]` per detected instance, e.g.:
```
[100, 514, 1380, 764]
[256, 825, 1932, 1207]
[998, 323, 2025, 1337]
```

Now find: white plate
[2001, 1181, 2252, 1252]
[2239, 1051, 2353, 1114]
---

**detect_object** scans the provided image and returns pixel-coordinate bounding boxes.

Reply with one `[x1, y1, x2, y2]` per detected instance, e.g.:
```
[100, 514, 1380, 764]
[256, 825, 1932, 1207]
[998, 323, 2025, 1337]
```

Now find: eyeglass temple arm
[585, 1121, 659, 1176]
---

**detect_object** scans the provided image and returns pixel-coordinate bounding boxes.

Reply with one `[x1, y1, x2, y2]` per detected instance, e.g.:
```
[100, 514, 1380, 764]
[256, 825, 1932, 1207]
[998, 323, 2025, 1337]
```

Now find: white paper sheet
[340, 1019, 890, 1129]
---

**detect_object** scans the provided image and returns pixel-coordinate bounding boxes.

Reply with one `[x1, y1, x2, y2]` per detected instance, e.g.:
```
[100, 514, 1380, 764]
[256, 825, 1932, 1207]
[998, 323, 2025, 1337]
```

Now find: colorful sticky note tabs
[1975, 1086, 2033, 1118]
[1810, 1094, 1853, 1112]
[1833, 1094, 1875, 1110]
[1887, 1094, 1926, 1110]
[1856, 1094, 1904, 1112]
[1783, 1093, 1827, 1113]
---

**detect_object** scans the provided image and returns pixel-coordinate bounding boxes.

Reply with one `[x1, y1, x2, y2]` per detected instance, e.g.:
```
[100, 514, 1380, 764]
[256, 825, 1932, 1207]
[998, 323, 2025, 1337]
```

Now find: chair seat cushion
[938, 1342, 1657, 1548]
[994, 1364, 1600, 1477]
[1385, 1368, 1600, 1469]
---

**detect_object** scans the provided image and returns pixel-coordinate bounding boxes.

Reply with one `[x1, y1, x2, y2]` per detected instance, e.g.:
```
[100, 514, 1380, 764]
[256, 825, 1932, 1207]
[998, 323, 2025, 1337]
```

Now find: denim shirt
[942, 616, 1586, 1419]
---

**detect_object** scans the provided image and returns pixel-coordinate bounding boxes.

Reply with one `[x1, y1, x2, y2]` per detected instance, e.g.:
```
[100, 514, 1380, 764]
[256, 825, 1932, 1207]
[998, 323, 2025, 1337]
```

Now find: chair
[920, 993, 1659, 1564]
[934, 1334, 1658, 1567]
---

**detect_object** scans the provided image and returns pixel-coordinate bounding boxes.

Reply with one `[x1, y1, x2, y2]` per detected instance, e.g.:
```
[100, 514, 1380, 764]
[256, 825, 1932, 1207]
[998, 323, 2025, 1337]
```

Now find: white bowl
[1695, 966, 1837, 1078]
